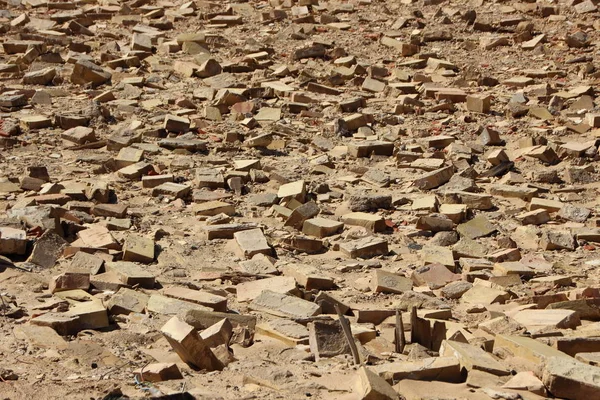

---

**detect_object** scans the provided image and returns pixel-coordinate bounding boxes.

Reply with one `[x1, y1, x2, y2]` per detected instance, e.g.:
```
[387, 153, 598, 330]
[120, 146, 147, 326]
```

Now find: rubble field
[2, 0, 600, 399]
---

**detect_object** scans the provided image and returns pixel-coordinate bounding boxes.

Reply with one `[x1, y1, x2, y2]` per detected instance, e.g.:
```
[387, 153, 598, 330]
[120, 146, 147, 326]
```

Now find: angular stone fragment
[302, 217, 343, 238]
[249, 290, 321, 318]
[421, 245, 455, 270]
[203, 223, 256, 240]
[529, 197, 563, 213]
[77, 226, 119, 249]
[315, 291, 350, 315]
[467, 95, 491, 114]
[277, 180, 306, 202]
[193, 201, 235, 216]
[411, 263, 461, 289]
[355, 366, 399, 400]
[348, 141, 394, 158]
[490, 185, 537, 201]
[280, 235, 324, 254]
[294, 44, 326, 60]
[134, 363, 182, 383]
[513, 309, 581, 331]
[542, 357, 600, 400]
[558, 204, 591, 223]
[92, 203, 128, 218]
[413, 166, 454, 190]
[257, 319, 309, 346]
[142, 174, 173, 189]
[341, 212, 386, 232]
[553, 337, 600, 357]
[159, 138, 206, 152]
[453, 237, 487, 259]
[13, 325, 67, 350]
[457, 216, 497, 239]
[23, 67, 56, 85]
[163, 114, 190, 133]
[179, 309, 256, 346]
[61, 126, 96, 145]
[106, 261, 155, 289]
[0, 227, 27, 255]
[28, 231, 67, 268]
[152, 182, 191, 199]
[163, 287, 227, 312]
[539, 230, 575, 251]
[372, 270, 413, 294]
[200, 318, 233, 348]
[516, 209, 549, 225]
[461, 285, 509, 305]
[479, 127, 502, 146]
[440, 340, 510, 376]
[31, 312, 81, 336]
[348, 194, 392, 212]
[122, 235, 154, 263]
[524, 145, 559, 164]
[441, 281, 473, 299]
[49, 271, 90, 293]
[160, 316, 223, 371]
[502, 371, 546, 395]
[285, 201, 319, 230]
[371, 357, 462, 383]
[117, 162, 153, 180]
[493, 262, 534, 277]
[308, 320, 351, 361]
[234, 228, 272, 258]
[575, 0, 597, 14]
[442, 191, 494, 210]
[281, 264, 334, 291]
[416, 215, 453, 232]
[56, 290, 109, 332]
[340, 237, 388, 259]
[90, 271, 126, 292]
[71, 60, 111, 86]
[236, 276, 298, 303]
[106, 287, 149, 315]
[339, 113, 367, 130]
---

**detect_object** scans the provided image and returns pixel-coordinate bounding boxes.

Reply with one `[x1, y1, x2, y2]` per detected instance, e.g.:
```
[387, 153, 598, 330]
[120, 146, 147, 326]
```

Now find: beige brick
[466, 95, 492, 113]
[193, 200, 235, 216]
[163, 287, 227, 312]
[160, 316, 223, 371]
[277, 180, 306, 202]
[233, 228, 272, 259]
[236, 276, 298, 303]
[340, 237, 388, 259]
[49, 271, 90, 293]
[122, 235, 155, 264]
[134, 363, 182, 382]
[341, 212, 386, 232]
[302, 217, 343, 238]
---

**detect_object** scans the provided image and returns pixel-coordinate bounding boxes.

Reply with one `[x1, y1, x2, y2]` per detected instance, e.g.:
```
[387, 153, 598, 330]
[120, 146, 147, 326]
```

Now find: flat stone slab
[371, 356, 462, 383]
[440, 340, 510, 376]
[513, 309, 581, 331]
[236, 276, 298, 303]
[339, 236, 388, 259]
[106, 261, 155, 289]
[256, 319, 309, 346]
[234, 228, 272, 259]
[457, 215, 497, 239]
[249, 290, 321, 318]
[147, 294, 212, 315]
[163, 287, 227, 312]
[494, 335, 572, 364]
[542, 356, 600, 399]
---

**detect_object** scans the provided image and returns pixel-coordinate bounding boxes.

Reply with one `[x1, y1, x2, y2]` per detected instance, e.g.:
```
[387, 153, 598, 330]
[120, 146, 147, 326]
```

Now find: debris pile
[1, 0, 600, 398]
